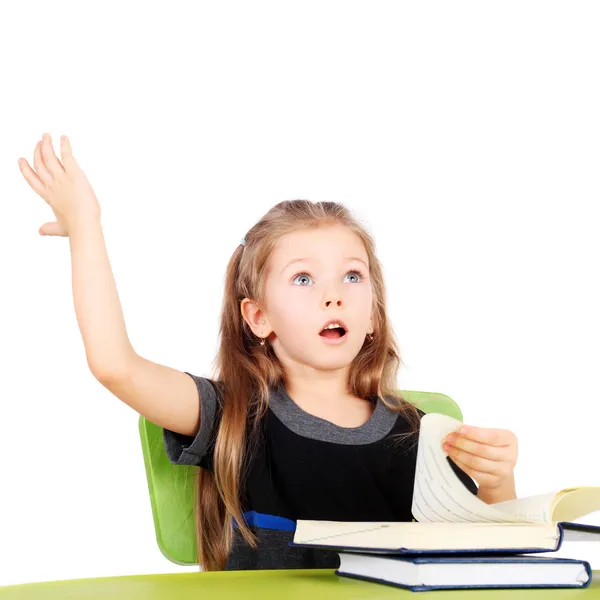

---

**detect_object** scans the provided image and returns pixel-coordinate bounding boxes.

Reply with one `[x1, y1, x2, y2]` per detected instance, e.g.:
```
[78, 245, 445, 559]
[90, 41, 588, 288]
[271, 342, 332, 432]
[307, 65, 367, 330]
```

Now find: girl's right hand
[18, 133, 101, 237]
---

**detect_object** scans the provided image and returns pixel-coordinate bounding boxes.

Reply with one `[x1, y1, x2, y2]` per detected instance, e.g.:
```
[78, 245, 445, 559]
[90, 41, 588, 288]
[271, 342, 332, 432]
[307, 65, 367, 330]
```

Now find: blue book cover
[335, 553, 593, 591]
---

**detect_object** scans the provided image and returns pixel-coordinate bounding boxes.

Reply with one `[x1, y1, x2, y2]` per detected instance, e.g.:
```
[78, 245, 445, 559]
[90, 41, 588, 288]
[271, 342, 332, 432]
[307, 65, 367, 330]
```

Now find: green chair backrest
[138, 390, 463, 566]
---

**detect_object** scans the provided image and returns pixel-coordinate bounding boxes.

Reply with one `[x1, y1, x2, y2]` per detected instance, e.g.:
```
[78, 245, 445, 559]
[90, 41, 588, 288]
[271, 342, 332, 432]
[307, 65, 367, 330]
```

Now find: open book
[293, 413, 600, 554]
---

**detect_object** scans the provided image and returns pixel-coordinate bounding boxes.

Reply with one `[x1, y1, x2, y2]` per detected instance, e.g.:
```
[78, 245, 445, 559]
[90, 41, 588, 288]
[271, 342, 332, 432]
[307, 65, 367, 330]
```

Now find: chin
[283, 337, 362, 370]
[310, 360, 353, 372]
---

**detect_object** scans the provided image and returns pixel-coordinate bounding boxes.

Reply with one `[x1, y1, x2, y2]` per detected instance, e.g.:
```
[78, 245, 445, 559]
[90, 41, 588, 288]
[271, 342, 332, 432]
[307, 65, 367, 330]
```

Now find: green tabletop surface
[0, 569, 598, 599]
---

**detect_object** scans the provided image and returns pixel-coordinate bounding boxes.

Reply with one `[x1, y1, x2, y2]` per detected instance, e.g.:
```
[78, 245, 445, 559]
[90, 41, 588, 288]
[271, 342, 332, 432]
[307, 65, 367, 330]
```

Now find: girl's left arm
[442, 426, 518, 504]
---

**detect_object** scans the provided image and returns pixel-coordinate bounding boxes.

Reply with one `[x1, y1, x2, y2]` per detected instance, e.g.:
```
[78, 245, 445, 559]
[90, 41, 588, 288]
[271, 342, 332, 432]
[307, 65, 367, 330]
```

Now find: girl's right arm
[18, 133, 200, 438]
[69, 217, 201, 438]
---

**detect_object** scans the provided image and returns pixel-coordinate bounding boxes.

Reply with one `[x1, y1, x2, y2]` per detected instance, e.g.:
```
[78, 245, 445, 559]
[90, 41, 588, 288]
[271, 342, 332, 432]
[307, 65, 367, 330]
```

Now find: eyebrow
[280, 256, 369, 275]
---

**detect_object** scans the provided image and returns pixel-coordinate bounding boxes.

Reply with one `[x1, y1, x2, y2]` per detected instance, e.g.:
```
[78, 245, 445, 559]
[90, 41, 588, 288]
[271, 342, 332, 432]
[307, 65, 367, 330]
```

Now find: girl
[18, 133, 519, 572]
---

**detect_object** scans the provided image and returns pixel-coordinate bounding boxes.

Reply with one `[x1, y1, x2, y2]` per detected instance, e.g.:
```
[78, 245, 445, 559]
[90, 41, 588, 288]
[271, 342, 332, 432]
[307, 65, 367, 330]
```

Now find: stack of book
[291, 413, 600, 592]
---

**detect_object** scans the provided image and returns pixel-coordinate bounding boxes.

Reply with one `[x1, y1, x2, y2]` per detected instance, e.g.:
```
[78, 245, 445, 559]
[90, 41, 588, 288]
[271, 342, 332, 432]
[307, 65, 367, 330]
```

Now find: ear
[240, 298, 272, 339]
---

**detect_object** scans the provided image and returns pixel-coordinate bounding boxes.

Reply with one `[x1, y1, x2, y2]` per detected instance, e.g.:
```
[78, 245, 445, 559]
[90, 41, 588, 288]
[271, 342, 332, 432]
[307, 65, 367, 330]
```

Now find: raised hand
[18, 133, 101, 237]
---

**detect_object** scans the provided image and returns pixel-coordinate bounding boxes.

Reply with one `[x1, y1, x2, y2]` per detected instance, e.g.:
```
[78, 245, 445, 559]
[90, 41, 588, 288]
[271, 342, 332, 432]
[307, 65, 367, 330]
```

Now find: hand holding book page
[413, 413, 600, 526]
[292, 413, 600, 553]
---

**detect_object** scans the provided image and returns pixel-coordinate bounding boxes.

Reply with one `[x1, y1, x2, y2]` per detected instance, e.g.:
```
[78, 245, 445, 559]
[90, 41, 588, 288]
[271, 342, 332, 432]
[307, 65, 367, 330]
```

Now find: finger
[33, 140, 52, 185]
[444, 434, 507, 462]
[444, 443, 510, 476]
[450, 456, 499, 488]
[60, 135, 79, 173]
[18, 157, 47, 198]
[41, 133, 66, 176]
[457, 426, 515, 447]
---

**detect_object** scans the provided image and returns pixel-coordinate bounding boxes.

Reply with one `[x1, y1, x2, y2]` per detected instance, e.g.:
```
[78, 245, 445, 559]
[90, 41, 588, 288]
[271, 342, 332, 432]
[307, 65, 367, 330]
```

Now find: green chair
[138, 390, 464, 566]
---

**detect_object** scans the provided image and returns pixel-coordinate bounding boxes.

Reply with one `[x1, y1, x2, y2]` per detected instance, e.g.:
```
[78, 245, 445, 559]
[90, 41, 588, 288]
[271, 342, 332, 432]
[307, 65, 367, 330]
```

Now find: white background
[1, 0, 599, 588]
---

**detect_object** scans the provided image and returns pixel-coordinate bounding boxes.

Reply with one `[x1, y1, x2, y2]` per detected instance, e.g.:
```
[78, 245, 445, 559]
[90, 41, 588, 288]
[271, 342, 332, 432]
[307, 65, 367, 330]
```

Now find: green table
[0, 569, 598, 599]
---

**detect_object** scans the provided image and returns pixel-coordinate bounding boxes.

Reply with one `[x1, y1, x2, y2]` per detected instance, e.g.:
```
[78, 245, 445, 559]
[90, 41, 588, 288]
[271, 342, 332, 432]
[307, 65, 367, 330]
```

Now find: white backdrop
[1, 0, 599, 587]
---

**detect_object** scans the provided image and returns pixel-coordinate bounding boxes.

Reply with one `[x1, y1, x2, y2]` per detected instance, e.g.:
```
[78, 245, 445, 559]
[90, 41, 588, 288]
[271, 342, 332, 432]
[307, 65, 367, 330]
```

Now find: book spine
[556, 523, 565, 551]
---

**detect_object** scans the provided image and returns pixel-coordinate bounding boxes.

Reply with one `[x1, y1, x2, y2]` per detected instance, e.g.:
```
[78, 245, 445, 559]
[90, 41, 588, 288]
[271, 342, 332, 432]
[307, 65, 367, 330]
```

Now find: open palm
[18, 133, 101, 237]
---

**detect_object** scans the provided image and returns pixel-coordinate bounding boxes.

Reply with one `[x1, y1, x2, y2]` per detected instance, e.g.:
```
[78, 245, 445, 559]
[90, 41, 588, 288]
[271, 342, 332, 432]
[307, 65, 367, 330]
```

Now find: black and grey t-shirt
[163, 372, 478, 570]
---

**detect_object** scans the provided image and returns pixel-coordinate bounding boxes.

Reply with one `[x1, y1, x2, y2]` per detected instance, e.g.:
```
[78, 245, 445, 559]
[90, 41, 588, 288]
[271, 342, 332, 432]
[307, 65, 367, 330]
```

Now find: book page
[550, 487, 600, 522]
[412, 413, 532, 523]
[490, 493, 559, 522]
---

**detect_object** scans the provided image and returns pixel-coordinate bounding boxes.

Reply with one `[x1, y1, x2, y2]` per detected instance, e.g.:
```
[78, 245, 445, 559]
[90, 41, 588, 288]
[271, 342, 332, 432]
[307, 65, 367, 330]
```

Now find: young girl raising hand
[18, 133, 519, 572]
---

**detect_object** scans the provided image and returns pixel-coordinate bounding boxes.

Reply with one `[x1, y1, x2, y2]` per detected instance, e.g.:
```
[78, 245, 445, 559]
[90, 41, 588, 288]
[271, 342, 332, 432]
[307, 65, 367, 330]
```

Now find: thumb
[39, 222, 67, 237]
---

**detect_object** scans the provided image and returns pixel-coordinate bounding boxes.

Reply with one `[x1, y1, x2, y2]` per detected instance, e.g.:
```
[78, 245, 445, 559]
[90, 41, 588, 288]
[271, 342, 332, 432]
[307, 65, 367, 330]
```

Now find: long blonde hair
[196, 199, 421, 570]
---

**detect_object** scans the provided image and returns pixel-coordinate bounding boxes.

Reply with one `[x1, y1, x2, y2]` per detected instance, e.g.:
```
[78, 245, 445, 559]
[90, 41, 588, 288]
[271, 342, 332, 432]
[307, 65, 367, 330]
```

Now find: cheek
[348, 284, 373, 312]
[269, 290, 314, 333]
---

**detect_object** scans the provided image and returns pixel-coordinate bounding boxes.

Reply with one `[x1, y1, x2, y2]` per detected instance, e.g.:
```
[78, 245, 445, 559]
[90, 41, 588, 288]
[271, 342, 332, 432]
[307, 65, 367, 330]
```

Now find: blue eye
[291, 270, 365, 286]
[292, 273, 313, 286]
[344, 271, 363, 283]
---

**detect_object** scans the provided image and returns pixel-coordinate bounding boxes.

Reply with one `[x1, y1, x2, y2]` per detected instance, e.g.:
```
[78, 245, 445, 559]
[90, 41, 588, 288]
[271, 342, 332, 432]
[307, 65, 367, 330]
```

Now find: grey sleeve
[162, 372, 222, 469]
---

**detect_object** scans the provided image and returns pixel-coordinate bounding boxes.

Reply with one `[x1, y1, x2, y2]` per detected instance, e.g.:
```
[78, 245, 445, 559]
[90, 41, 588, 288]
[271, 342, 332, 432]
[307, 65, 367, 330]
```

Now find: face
[242, 225, 374, 373]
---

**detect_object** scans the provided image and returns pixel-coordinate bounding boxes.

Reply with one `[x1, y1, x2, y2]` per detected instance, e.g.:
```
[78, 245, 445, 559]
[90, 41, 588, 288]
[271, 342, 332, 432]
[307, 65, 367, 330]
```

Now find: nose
[324, 299, 342, 308]
[322, 289, 343, 309]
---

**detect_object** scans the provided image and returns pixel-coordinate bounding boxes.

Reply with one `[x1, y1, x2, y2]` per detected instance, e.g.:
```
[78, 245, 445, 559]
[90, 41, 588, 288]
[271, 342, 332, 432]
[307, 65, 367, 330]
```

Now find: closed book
[336, 553, 592, 591]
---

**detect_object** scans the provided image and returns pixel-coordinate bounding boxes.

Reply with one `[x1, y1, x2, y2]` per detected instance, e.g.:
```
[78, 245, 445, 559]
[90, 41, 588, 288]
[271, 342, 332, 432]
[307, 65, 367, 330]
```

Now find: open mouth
[319, 326, 347, 339]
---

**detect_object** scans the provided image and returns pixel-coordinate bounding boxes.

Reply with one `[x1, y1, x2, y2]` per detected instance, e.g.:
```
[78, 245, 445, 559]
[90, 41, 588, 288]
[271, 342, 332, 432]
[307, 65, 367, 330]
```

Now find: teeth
[324, 323, 342, 330]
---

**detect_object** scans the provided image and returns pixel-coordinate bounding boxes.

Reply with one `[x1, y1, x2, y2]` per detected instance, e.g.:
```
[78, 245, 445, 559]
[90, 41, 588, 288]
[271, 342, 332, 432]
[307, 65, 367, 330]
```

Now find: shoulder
[379, 393, 424, 424]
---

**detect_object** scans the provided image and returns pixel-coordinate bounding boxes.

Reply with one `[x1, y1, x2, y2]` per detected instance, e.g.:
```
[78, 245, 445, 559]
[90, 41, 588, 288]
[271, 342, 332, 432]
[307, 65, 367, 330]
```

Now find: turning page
[413, 413, 533, 523]
[415, 413, 600, 525]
